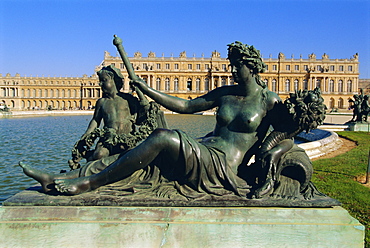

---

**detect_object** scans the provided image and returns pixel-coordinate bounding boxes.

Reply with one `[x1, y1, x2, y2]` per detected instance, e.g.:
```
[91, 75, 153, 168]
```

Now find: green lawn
[311, 131, 370, 247]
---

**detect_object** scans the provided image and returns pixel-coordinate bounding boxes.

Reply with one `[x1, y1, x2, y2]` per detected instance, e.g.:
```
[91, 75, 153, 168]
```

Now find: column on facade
[200, 76, 205, 92]
[311, 77, 315, 90]
[147, 75, 152, 89]
[123, 77, 130, 92]
[160, 76, 165, 92]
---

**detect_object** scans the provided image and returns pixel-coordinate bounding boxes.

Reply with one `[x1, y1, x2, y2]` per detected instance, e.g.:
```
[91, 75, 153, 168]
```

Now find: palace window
[222, 64, 227, 71]
[347, 80, 352, 92]
[204, 78, 210, 91]
[285, 79, 290, 92]
[316, 79, 321, 89]
[286, 65, 290, 71]
[166, 63, 170, 70]
[339, 66, 344, 71]
[272, 65, 277, 71]
[303, 79, 308, 90]
[294, 65, 299, 71]
[174, 78, 179, 91]
[317, 65, 322, 72]
[272, 79, 277, 92]
[265, 65, 268, 71]
[304, 65, 308, 71]
[187, 78, 192, 91]
[143, 63, 148, 70]
[348, 65, 353, 71]
[165, 78, 170, 91]
[338, 80, 343, 92]
[174, 64, 179, 70]
[338, 98, 344, 108]
[120, 63, 124, 69]
[188, 64, 192, 70]
[221, 77, 226, 86]
[330, 65, 335, 71]
[294, 79, 299, 91]
[196, 78, 200, 91]
[196, 64, 200, 70]
[329, 98, 335, 109]
[205, 64, 210, 70]
[156, 63, 161, 70]
[329, 80, 334, 92]
[156, 78, 161, 90]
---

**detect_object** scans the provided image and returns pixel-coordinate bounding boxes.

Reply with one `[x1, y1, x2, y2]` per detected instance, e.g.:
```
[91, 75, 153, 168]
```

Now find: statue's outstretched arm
[131, 78, 219, 113]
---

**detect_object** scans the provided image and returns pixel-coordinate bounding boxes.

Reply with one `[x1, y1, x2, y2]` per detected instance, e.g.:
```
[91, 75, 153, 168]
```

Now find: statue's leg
[19, 162, 81, 193]
[54, 129, 181, 195]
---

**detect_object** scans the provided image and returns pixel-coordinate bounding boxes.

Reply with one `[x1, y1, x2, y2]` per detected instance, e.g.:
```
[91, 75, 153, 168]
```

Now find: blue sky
[1, 0, 369, 78]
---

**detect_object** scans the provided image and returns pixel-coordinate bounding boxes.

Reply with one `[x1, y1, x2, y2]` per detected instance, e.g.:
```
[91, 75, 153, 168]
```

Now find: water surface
[0, 114, 215, 203]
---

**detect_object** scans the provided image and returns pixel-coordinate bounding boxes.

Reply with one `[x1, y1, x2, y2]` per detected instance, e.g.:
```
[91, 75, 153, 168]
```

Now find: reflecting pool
[0, 114, 215, 203]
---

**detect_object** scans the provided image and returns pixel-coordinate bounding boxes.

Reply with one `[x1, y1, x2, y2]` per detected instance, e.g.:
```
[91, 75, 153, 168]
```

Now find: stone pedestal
[0, 205, 364, 247]
[347, 122, 370, 131]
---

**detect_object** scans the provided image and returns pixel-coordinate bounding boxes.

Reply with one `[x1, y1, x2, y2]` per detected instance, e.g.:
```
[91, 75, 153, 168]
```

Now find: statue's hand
[130, 78, 148, 91]
[113, 35, 123, 47]
[260, 151, 278, 180]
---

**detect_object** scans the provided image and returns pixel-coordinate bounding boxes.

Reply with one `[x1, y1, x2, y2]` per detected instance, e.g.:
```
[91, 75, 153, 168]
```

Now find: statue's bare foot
[254, 178, 274, 199]
[19, 162, 56, 193]
[54, 177, 92, 195]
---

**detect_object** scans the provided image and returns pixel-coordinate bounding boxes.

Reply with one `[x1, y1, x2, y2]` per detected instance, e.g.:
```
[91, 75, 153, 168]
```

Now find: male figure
[68, 65, 149, 169]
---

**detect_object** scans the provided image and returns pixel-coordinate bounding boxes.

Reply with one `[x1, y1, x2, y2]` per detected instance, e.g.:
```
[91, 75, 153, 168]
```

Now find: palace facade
[1, 50, 360, 111]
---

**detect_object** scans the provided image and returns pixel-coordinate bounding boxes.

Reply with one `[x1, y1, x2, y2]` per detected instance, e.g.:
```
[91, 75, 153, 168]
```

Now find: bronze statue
[19, 38, 333, 205]
[348, 88, 370, 122]
[68, 65, 150, 170]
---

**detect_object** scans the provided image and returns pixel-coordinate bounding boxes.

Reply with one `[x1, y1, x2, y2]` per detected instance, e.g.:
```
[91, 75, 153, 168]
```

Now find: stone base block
[347, 122, 370, 131]
[0, 206, 364, 247]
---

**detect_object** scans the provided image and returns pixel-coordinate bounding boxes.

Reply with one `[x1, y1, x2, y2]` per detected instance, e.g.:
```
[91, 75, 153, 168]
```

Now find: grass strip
[312, 131, 370, 247]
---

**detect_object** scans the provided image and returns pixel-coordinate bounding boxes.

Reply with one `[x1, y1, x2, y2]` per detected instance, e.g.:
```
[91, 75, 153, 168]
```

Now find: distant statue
[352, 53, 359, 60]
[309, 53, 316, 60]
[19, 39, 333, 206]
[179, 51, 186, 58]
[278, 52, 285, 60]
[134, 51, 142, 58]
[211, 50, 220, 58]
[348, 88, 370, 122]
[322, 53, 329, 59]
[147, 51, 156, 58]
